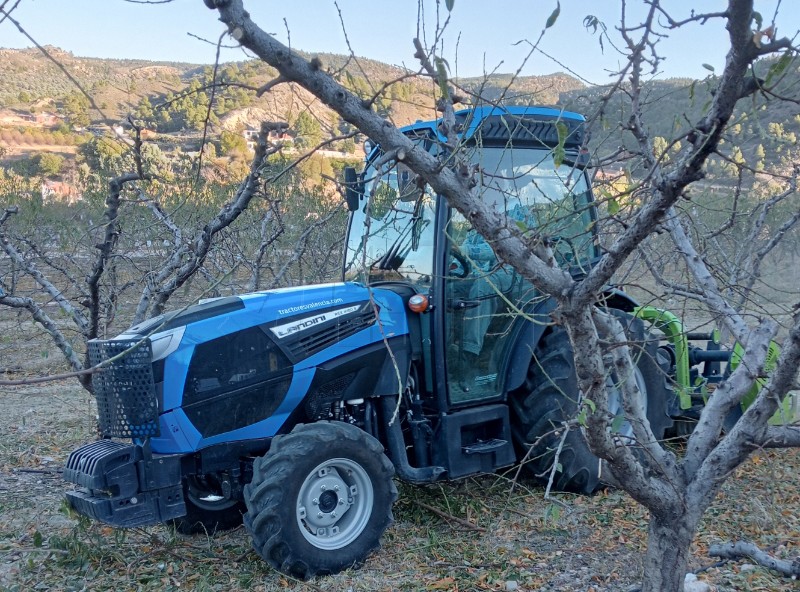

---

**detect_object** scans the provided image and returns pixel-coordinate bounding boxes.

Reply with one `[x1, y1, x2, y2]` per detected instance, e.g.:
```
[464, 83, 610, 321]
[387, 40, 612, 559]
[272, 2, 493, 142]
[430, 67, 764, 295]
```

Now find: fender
[503, 298, 558, 393]
[503, 288, 642, 394]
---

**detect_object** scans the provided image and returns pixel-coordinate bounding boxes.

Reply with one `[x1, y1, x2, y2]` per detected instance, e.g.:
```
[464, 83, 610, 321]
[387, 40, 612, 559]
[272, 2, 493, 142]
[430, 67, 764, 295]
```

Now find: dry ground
[1, 252, 798, 591]
[0, 380, 798, 592]
[0, 142, 78, 158]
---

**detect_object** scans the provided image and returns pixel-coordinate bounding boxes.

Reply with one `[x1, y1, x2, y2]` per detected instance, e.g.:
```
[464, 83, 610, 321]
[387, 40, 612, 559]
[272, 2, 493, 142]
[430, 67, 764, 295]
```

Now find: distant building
[41, 180, 82, 204]
[242, 125, 293, 151]
[34, 112, 61, 125]
[86, 124, 106, 136]
[0, 109, 62, 126]
[0, 109, 35, 125]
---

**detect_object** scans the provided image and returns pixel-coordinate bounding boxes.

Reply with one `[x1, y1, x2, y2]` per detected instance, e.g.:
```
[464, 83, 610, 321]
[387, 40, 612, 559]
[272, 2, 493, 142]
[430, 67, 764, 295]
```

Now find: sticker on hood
[270, 305, 361, 339]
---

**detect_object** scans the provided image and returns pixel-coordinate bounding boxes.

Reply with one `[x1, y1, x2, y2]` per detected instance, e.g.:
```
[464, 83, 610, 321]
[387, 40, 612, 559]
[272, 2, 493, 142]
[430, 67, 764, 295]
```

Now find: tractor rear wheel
[509, 311, 672, 494]
[243, 421, 397, 578]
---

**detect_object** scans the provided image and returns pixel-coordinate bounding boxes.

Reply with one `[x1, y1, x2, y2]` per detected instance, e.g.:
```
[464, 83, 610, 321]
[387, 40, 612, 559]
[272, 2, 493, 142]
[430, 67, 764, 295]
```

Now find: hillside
[0, 46, 798, 179]
[0, 46, 587, 127]
[0, 46, 196, 119]
[561, 55, 800, 173]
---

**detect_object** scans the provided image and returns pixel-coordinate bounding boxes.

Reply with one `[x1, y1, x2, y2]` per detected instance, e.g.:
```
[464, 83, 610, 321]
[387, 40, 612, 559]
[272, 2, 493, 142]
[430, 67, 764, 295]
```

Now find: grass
[1, 384, 799, 591]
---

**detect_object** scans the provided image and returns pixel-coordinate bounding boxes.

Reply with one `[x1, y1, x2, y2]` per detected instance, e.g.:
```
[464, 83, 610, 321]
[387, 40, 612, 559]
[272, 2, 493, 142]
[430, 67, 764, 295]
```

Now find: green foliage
[140, 143, 173, 180]
[34, 152, 66, 177]
[293, 111, 323, 150]
[219, 130, 249, 157]
[298, 152, 334, 181]
[339, 137, 357, 154]
[765, 51, 793, 87]
[78, 137, 128, 172]
[134, 63, 255, 133]
[553, 121, 568, 167]
[62, 92, 90, 128]
[0, 165, 39, 203]
[389, 82, 415, 102]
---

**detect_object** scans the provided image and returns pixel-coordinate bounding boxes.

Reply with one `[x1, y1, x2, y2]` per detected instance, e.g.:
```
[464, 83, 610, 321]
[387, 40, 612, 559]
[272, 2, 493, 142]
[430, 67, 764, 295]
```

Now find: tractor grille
[306, 372, 357, 419]
[286, 308, 377, 360]
[88, 338, 160, 438]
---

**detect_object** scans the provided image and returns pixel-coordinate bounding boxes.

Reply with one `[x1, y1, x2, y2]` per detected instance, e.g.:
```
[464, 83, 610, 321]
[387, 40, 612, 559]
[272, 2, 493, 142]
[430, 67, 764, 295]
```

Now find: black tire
[243, 421, 397, 578]
[172, 475, 245, 535]
[509, 311, 672, 494]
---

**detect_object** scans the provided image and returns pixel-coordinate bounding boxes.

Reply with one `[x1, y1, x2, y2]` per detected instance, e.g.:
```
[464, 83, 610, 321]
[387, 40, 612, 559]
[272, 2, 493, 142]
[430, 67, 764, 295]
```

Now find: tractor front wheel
[243, 421, 397, 578]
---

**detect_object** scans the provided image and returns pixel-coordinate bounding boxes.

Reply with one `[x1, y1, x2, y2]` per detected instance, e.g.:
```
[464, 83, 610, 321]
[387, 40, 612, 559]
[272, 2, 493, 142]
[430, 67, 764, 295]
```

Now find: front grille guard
[88, 338, 160, 438]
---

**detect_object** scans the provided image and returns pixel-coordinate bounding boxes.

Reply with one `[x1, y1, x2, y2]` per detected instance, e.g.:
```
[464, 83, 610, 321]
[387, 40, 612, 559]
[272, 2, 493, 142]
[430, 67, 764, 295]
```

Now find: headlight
[150, 327, 185, 361]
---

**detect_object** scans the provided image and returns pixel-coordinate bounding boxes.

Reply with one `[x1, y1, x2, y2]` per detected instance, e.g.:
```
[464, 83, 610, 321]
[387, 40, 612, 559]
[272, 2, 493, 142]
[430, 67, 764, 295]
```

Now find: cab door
[442, 208, 531, 405]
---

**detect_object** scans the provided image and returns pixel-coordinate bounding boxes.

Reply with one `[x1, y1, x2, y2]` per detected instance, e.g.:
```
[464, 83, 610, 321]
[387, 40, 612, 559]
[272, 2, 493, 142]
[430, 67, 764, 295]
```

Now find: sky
[0, 0, 796, 84]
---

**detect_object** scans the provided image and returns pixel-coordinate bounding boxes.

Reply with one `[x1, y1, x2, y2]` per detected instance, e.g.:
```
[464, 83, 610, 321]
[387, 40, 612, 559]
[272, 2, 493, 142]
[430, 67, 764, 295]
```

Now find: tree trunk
[641, 513, 697, 592]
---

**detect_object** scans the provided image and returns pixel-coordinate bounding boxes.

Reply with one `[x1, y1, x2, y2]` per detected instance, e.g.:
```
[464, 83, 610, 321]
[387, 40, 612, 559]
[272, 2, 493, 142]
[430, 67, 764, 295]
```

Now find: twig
[416, 501, 486, 532]
[196, 31, 226, 180]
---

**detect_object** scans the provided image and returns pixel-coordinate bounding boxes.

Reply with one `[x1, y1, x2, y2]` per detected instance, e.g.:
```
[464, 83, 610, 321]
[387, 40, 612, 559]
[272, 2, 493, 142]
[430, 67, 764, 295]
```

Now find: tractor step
[433, 405, 516, 478]
[463, 438, 509, 455]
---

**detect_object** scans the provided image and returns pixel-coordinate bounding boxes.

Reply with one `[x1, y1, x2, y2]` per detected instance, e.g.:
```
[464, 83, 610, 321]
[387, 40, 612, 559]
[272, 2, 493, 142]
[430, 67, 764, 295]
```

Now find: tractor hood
[102, 282, 409, 453]
[119, 282, 409, 361]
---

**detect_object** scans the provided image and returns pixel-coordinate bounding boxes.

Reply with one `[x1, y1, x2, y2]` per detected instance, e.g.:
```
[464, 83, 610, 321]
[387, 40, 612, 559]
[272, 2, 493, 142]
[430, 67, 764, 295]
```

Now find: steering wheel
[449, 246, 471, 278]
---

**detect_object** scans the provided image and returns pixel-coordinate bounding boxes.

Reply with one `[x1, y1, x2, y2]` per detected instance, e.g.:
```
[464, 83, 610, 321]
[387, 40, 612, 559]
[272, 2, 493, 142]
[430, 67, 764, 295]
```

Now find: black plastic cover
[432, 404, 516, 479]
[182, 326, 293, 438]
[124, 296, 245, 336]
[461, 113, 585, 149]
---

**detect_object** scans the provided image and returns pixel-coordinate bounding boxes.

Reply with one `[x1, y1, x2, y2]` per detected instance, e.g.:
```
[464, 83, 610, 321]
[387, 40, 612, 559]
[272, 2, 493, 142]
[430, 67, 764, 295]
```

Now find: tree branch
[1, 224, 89, 336]
[132, 121, 280, 322]
[709, 541, 800, 578]
[0, 293, 84, 374]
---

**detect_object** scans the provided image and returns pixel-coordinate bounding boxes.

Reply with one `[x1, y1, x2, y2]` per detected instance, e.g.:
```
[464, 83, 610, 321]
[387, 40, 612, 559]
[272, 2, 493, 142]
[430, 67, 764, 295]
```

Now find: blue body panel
[148, 282, 408, 454]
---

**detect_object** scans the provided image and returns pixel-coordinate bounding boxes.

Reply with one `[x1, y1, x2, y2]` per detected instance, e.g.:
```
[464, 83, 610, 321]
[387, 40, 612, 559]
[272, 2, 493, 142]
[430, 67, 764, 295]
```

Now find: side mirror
[343, 166, 363, 212]
[561, 149, 591, 170]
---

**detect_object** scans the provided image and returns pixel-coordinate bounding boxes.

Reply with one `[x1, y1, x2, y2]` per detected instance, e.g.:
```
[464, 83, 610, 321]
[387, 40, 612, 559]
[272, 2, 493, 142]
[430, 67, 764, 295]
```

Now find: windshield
[449, 145, 596, 269]
[343, 158, 438, 286]
[343, 144, 596, 286]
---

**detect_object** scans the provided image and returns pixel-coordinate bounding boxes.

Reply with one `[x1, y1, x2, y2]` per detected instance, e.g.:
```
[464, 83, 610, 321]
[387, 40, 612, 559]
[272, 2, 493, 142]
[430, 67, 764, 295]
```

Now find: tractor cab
[343, 106, 597, 411]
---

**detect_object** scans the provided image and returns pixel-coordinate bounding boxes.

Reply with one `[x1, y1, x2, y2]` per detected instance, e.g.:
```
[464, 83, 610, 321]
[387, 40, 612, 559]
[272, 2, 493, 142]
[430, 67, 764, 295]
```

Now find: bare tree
[0, 119, 347, 388]
[199, 0, 799, 590]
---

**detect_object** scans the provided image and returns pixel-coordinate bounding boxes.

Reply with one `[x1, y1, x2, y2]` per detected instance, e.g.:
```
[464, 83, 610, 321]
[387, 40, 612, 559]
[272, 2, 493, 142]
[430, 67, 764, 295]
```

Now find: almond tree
[0, 123, 345, 388]
[200, 1, 799, 590]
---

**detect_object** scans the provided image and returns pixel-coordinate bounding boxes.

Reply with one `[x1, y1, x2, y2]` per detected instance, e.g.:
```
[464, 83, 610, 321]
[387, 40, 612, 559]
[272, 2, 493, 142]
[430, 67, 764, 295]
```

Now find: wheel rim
[295, 458, 374, 550]
[606, 366, 649, 442]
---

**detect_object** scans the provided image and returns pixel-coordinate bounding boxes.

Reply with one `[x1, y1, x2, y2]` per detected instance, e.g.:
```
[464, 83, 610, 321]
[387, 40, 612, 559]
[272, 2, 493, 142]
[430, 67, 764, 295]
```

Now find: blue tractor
[64, 106, 682, 577]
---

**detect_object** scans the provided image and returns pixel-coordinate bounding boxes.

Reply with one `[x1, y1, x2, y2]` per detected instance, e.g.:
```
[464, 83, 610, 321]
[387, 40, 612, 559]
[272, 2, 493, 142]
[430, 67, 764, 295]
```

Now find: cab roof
[400, 105, 586, 143]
